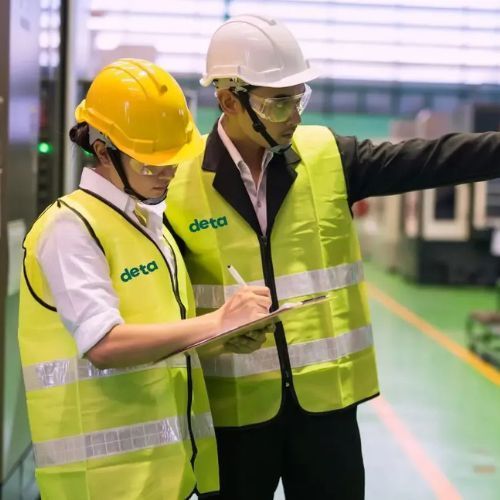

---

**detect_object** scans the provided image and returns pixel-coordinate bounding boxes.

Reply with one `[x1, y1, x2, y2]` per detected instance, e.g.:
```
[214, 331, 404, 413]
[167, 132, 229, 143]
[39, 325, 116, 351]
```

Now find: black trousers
[211, 392, 365, 500]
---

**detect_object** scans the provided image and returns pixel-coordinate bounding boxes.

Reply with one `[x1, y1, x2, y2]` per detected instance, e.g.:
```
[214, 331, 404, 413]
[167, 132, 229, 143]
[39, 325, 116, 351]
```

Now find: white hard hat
[200, 15, 320, 88]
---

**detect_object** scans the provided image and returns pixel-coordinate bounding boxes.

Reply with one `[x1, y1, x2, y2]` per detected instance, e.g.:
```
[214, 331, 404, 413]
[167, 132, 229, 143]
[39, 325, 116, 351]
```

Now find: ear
[217, 89, 243, 116]
[93, 141, 114, 168]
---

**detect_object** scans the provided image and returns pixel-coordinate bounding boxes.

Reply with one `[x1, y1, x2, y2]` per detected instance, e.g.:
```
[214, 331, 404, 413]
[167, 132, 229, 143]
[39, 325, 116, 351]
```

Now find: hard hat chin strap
[88, 126, 166, 205]
[107, 149, 166, 205]
[235, 91, 290, 154]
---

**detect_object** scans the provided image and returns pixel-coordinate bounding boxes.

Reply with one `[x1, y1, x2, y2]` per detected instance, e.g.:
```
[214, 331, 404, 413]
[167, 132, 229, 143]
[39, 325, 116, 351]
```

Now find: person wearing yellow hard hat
[17, 58, 271, 499]
[165, 15, 500, 500]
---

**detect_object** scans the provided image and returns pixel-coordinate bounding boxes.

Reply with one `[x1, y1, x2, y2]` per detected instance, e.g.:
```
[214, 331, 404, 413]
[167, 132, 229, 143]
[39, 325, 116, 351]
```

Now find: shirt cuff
[73, 310, 124, 358]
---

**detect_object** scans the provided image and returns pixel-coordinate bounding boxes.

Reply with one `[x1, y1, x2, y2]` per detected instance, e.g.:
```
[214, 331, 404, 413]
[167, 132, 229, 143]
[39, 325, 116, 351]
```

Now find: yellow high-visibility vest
[166, 125, 379, 427]
[18, 189, 218, 499]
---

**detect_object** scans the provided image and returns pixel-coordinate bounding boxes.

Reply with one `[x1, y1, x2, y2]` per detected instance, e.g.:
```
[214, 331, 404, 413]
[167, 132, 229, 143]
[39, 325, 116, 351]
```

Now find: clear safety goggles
[127, 157, 177, 176]
[248, 84, 312, 123]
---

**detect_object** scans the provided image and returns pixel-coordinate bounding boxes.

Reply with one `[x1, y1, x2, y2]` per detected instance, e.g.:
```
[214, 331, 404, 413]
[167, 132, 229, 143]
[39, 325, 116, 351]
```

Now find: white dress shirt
[218, 116, 273, 234]
[37, 167, 176, 357]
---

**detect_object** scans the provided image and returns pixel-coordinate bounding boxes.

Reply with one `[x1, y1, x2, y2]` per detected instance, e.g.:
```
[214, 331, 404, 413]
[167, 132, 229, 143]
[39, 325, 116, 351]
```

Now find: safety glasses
[127, 157, 177, 177]
[248, 84, 312, 123]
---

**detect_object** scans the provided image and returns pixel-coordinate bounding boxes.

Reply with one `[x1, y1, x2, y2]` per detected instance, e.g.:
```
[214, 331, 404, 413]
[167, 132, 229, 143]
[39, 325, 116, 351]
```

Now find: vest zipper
[258, 235, 293, 390]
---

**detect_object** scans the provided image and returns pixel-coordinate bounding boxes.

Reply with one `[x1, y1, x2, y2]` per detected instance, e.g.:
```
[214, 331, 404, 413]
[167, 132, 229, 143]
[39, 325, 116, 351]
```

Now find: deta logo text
[189, 216, 228, 232]
[120, 261, 159, 282]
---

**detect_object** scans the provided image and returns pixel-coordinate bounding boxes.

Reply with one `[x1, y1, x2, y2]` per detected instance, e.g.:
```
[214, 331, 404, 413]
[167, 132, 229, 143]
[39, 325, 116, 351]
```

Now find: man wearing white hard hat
[166, 15, 500, 499]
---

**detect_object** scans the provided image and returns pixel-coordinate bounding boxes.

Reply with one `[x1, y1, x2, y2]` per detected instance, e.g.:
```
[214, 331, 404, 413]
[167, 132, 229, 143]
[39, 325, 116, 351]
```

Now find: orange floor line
[371, 397, 462, 500]
[367, 282, 500, 386]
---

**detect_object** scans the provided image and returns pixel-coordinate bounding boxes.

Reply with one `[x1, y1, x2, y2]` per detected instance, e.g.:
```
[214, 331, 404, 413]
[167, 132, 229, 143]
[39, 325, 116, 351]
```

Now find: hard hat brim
[200, 66, 321, 88]
[120, 126, 205, 167]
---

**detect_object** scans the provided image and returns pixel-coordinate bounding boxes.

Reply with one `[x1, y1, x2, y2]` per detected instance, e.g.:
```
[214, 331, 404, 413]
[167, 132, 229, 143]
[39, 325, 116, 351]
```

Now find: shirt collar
[201, 120, 301, 173]
[217, 115, 274, 173]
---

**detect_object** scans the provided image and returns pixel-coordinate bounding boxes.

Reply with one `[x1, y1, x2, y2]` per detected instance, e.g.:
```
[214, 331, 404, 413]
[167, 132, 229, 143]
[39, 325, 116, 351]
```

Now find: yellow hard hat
[75, 58, 203, 166]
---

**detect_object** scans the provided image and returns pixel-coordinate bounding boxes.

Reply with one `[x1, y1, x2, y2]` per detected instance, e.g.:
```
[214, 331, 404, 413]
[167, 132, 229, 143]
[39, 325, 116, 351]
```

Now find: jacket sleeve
[335, 132, 500, 205]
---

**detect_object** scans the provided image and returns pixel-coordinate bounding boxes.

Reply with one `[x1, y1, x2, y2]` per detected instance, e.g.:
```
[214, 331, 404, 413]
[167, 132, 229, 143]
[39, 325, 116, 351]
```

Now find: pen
[227, 265, 247, 286]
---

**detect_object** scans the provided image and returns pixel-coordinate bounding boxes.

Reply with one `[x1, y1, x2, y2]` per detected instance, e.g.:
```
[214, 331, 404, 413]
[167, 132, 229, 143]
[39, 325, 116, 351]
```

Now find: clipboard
[169, 294, 333, 357]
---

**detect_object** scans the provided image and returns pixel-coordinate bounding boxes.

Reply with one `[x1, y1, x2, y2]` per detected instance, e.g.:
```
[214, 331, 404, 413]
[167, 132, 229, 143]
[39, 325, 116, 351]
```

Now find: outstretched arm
[337, 132, 500, 205]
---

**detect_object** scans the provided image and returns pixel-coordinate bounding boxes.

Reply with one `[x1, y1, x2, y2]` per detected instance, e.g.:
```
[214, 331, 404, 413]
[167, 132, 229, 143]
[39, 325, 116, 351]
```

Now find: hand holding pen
[220, 265, 273, 354]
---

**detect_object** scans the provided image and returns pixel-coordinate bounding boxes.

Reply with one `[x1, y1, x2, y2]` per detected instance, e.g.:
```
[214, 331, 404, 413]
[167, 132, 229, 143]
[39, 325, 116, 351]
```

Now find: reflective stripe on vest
[33, 412, 214, 468]
[193, 261, 363, 309]
[22, 355, 200, 392]
[202, 325, 373, 378]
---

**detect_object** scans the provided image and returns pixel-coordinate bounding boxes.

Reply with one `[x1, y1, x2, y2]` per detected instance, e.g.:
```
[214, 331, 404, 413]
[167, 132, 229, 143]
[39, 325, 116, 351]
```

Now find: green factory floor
[276, 261, 500, 500]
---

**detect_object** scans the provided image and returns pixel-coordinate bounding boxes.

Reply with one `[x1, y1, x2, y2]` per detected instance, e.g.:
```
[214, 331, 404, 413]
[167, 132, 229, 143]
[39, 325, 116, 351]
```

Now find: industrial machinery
[360, 105, 500, 285]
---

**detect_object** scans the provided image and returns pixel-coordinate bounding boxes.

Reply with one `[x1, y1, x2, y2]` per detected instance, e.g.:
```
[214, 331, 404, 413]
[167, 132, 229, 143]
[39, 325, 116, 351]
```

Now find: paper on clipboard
[168, 294, 334, 357]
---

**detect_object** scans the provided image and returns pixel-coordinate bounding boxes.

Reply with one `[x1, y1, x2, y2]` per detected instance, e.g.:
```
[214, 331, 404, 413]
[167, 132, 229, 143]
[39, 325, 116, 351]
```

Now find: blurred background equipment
[467, 280, 500, 368]
[358, 104, 500, 285]
[1, 1, 42, 498]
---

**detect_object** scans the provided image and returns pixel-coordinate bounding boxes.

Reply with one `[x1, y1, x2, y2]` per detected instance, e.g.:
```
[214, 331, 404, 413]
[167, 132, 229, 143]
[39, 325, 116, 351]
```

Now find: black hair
[69, 122, 96, 156]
